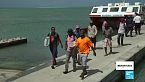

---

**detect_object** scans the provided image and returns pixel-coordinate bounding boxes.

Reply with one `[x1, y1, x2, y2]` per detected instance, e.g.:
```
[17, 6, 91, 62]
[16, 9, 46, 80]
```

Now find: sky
[0, 0, 144, 8]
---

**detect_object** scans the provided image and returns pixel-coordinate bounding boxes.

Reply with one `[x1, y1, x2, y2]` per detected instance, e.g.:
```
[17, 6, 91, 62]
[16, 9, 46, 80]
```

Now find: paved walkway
[0, 69, 21, 82]
[11, 25, 145, 82]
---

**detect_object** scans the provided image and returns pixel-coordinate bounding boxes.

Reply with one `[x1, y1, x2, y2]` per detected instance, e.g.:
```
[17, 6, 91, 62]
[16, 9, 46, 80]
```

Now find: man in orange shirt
[76, 29, 96, 79]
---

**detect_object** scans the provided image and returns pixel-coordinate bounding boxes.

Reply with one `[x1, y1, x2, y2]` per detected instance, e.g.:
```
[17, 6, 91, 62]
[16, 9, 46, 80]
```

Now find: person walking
[63, 28, 77, 74]
[76, 29, 96, 79]
[133, 13, 142, 35]
[73, 25, 81, 65]
[88, 22, 98, 48]
[48, 27, 63, 69]
[117, 19, 125, 46]
[74, 25, 81, 38]
[102, 22, 113, 56]
[125, 16, 134, 37]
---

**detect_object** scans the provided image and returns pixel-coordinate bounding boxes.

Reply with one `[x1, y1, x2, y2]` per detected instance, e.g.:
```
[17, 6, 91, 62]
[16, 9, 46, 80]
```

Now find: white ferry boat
[89, 2, 145, 29]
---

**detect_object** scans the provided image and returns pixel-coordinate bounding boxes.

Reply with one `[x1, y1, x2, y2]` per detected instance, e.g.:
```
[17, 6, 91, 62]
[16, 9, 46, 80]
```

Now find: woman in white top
[88, 22, 98, 48]
[117, 19, 125, 46]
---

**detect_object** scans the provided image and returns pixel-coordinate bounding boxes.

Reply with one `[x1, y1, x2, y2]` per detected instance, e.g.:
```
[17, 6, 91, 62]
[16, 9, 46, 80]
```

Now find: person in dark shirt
[125, 16, 134, 37]
[102, 22, 113, 56]
[48, 27, 63, 69]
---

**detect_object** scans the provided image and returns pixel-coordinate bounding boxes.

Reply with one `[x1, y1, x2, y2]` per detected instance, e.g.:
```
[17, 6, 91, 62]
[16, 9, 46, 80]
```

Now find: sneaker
[51, 65, 55, 69]
[63, 71, 68, 74]
[77, 62, 81, 65]
[73, 69, 76, 72]
[109, 52, 112, 54]
[121, 44, 124, 46]
[125, 35, 129, 37]
[79, 71, 87, 77]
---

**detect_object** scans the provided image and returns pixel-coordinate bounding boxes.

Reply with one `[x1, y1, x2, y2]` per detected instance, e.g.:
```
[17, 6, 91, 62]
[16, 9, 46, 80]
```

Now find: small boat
[89, 2, 145, 29]
[0, 37, 27, 48]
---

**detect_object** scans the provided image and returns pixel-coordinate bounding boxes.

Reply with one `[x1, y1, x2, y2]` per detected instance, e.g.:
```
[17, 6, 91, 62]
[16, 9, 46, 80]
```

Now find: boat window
[121, 7, 127, 12]
[142, 6, 145, 12]
[102, 8, 108, 12]
[110, 7, 119, 12]
[92, 8, 98, 13]
[132, 7, 138, 12]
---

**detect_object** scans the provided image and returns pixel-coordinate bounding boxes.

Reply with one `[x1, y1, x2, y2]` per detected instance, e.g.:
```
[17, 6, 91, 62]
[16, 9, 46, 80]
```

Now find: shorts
[103, 38, 112, 47]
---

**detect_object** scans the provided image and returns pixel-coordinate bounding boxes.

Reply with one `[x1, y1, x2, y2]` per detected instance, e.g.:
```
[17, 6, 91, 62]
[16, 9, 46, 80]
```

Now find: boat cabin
[89, 2, 145, 28]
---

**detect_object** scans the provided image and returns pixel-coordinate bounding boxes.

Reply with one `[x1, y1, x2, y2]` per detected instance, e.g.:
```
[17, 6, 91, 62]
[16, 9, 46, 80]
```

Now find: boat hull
[89, 16, 124, 30]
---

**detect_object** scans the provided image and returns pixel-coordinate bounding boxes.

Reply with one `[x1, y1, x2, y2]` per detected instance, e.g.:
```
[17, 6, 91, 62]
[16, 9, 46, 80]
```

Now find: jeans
[65, 51, 76, 71]
[117, 33, 124, 45]
[49, 45, 58, 65]
[79, 53, 88, 66]
[135, 23, 141, 35]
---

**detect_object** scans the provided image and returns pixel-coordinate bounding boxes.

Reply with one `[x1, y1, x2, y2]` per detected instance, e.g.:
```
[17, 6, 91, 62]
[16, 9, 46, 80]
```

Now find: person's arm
[58, 34, 63, 48]
[94, 25, 98, 35]
[65, 40, 67, 50]
[133, 17, 135, 22]
[88, 26, 90, 37]
[88, 38, 96, 56]
[111, 27, 113, 34]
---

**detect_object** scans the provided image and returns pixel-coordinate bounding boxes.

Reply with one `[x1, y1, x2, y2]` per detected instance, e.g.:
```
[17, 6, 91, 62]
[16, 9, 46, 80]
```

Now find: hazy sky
[0, 0, 144, 8]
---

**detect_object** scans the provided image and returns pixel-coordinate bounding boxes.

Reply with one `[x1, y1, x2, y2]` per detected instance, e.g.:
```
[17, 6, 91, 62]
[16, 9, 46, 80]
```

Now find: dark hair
[67, 28, 74, 34]
[51, 27, 55, 29]
[135, 12, 139, 15]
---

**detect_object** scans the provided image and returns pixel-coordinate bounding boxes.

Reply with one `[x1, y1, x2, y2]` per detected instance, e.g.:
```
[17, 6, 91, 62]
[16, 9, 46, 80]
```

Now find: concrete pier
[0, 37, 27, 48]
[9, 25, 145, 82]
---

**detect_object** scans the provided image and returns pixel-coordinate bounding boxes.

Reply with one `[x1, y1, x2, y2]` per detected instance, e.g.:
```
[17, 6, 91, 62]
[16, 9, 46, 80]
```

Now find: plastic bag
[44, 37, 50, 47]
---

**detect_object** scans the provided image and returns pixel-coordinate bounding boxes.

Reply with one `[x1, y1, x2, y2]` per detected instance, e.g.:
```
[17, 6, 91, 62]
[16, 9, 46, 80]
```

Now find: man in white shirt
[133, 13, 142, 35]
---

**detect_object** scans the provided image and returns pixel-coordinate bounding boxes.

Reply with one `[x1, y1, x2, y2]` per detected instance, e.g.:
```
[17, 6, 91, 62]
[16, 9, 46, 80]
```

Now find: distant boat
[89, 2, 145, 29]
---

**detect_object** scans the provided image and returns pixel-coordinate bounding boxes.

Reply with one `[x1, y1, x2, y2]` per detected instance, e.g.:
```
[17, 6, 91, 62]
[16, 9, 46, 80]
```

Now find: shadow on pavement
[84, 69, 103, 79]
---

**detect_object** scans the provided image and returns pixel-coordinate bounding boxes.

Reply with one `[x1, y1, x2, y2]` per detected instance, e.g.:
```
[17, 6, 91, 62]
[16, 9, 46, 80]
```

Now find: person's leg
[121, 34, 124, 46]
[130, 27, 133, 37]
[49, 45, 56, 69]
[125, 27, 129, 37]
[138, 23, 141, 35]
[104, 38, 107, 56]
[63, 51, 71, 74]
[72, 51, 76, 72]
[79, 54, 87, 78]
[93, 35, 97, 48]
[53, 46, 58, 65]
[135, 24, 138, 35]
[90, 37, 95, 48]
[117, 33, 121, 46]
[109, 38, 112, 54]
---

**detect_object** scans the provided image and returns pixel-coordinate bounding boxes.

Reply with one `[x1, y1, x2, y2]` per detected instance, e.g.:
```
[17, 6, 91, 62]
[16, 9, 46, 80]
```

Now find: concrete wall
[100, 42, 145, 82]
